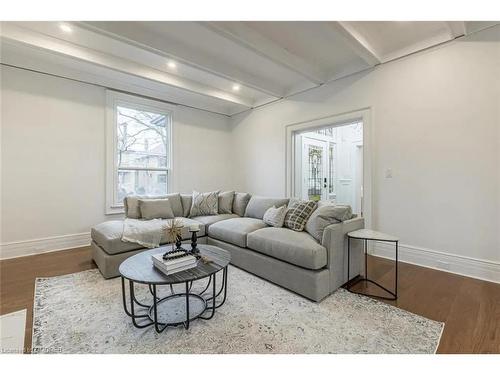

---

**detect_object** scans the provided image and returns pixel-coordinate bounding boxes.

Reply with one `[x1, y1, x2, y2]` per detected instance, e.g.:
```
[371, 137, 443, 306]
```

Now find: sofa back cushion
[284, 200, 318, 232]
[218, 191, 235, 214]
[139, 198, 175, 220]
[304, 202, 352, 241]
[244, 196, 290, 219]
[190, 191, 219, 217]
[180, 194, 192, 217]
[232, 192, 251, 216]
[164, 193, 183, 217]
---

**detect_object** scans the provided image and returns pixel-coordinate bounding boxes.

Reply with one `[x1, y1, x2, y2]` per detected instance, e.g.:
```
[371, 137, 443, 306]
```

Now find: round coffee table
[119, 244, 230, 333]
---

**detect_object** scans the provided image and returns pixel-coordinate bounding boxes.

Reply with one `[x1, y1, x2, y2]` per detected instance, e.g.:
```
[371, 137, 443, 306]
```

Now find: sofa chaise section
[92, 216, 210, 278]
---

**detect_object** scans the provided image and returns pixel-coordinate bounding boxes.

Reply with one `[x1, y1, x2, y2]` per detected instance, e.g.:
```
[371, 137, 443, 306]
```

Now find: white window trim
[105, 90, 174, 215]
[285, 108, 373, 229]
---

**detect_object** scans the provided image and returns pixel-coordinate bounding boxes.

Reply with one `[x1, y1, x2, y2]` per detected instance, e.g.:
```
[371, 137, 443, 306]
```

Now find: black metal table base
[121, 266, 228, 333]
[346, 278, 397, 301]
[346, 237, 398, 301]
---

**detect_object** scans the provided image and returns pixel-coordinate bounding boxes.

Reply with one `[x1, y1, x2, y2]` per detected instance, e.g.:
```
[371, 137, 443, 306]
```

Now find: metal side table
[346, 229, 399, 300]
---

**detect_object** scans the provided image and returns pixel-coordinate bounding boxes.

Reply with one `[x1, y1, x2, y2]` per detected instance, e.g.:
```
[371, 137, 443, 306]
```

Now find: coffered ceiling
[1, 21, 496, 116]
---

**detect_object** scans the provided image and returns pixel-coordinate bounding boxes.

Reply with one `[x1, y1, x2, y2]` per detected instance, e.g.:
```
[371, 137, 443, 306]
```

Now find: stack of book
[152, 251, 197, 275]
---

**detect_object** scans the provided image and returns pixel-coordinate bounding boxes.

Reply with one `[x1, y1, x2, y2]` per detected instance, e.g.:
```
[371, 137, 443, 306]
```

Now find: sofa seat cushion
[247, 227, 327, 270]
[92, 221, 143, 254]
[91, 217, 207, 255]
[208, 217, 267, 248]
[191, 214, 239, 228]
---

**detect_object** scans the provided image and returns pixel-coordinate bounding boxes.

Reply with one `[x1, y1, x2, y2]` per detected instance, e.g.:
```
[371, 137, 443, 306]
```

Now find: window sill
[106, 206, 125, 215]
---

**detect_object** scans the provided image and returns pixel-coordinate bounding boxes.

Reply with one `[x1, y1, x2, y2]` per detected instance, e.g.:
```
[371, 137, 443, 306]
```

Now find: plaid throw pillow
[284, 200, 318, 231]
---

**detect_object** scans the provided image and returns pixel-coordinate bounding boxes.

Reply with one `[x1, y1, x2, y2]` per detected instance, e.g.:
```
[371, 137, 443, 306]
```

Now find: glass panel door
[301, 137, 328, 201]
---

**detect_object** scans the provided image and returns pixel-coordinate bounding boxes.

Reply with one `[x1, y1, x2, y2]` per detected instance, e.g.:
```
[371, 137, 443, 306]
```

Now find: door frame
[285, 108, 373, 229]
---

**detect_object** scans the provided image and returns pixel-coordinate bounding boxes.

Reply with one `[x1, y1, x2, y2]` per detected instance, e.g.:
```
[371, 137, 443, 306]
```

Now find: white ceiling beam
[1, 23, 254, 108]
[327, 22, 381, 66]
[1, 41, 244, 116]
[200, 22, 327, 85]
[80, 22, 286, 99]
[446, 22, 467, 38]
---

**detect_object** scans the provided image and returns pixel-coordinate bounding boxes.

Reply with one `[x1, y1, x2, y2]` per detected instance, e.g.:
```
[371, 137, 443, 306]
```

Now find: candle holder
[189, 229, 200, 254]
[175, 234, 186, 251]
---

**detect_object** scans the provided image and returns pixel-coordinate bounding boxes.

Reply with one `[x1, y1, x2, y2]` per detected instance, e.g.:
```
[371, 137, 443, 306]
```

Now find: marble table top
[347, 229, 399, 242]
[119, 245, 230, 285]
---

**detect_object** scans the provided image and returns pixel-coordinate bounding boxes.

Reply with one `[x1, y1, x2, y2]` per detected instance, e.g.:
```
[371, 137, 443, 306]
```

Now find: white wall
[1, 27, 499, 282]
[230, 26, 500, 278]
[0, 65, 232, 249]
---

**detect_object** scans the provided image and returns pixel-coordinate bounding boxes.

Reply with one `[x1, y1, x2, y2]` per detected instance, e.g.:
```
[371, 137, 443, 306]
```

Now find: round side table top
[347, 229, 399, 242]
[119, 244, 230, 285]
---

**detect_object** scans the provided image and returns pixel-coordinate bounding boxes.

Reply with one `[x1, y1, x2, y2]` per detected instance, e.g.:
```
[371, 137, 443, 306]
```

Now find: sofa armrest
[321, 217, 365, 292]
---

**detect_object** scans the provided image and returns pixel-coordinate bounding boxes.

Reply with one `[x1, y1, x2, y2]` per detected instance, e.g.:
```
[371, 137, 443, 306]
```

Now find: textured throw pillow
[138, 198, 175, 220]
[305, 202, 353, 241]
[263, 205, 288, 227]
[232, 192, 251, 216]
[284, 200, 318, 232]
[190, 191, 219, 217]
[218, 191, 235, 214]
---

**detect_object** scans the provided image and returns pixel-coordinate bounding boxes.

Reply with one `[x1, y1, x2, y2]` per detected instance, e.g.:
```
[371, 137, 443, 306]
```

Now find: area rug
[32, 267, 444, 354]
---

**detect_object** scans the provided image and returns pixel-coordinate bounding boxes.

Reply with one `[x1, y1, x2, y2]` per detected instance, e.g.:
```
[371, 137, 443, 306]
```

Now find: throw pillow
[124, 195, 166, 219]
[190, 191, 220, 217]
[304, 202, 353, 242]
[284, 200, 318, 232]
[232, 192, 251, 216]
[263, 205, 288, 227]
[218, 191, 235, 214]
[138, 198, 175, 220]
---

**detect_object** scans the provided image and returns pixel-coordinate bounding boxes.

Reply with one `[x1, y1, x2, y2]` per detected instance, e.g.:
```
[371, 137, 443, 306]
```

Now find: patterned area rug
[33, 267, 444, 354]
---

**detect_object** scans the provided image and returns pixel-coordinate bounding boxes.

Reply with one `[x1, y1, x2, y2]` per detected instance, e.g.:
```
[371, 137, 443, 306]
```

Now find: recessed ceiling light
[59, 23, 72, 33]
[167, 61, 177, 69]
[232, 84, 240, 91]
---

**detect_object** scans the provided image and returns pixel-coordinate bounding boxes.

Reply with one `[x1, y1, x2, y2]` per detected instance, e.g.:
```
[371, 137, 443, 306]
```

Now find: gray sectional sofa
[91, 192, 364, 302]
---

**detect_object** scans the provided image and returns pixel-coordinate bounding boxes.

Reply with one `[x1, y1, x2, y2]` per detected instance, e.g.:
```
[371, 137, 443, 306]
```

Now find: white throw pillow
[263, 205, 288, 227]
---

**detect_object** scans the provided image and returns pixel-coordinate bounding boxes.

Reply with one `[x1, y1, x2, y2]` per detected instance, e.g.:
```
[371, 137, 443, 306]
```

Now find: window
[106, 91, 172, 214]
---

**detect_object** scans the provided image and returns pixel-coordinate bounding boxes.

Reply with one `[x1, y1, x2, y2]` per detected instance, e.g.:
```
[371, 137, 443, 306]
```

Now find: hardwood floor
[1, 247, 499, 353]
[0, 247, 96, 352]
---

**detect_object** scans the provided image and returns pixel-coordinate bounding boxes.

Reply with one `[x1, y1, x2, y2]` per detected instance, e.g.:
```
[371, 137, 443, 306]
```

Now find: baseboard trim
[0, 232, 91, 260]
[371, 242, 500, 284]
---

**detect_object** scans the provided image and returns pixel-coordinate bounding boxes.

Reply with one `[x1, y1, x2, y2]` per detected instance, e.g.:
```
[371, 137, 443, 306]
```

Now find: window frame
[105, 90, 174, 214]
